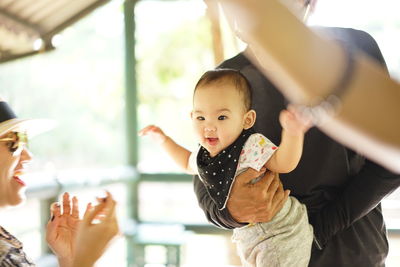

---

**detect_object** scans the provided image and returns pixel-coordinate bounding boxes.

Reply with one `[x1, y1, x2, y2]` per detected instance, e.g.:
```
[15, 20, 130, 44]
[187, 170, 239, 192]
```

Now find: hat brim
[0, 118, 57, 138]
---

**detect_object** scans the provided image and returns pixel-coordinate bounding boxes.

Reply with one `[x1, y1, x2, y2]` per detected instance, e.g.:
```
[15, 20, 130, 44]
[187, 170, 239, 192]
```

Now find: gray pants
[232, 197, 313, 267]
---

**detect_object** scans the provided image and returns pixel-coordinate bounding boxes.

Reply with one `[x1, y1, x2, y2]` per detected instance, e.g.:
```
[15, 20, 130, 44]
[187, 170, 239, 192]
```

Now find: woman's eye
[218, 115, 227, 120]
[7, 141, 18, 152]
[197, 116, 205, 121]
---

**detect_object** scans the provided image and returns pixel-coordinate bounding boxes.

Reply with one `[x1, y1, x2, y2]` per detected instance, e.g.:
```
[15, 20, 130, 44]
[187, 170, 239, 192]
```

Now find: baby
[140, 69, 313, 267]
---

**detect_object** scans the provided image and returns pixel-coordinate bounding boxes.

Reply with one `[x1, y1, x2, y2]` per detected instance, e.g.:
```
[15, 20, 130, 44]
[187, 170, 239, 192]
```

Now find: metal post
[124, 0, 140, 266]
[124, 0, 138, 168]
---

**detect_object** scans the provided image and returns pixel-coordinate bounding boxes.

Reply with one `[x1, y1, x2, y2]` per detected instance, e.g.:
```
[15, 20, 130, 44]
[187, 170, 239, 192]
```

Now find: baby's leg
[232, 197, 313, 267]
[232, 223, 280, 267]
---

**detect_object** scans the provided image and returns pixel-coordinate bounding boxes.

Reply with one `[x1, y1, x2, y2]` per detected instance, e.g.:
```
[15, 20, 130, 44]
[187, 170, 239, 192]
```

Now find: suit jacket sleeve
[311, 159, 400, 248]
[193, 174, 246, 229]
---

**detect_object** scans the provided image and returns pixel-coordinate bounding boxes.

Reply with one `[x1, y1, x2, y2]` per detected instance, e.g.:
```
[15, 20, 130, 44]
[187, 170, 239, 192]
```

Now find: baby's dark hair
[194, 69, 252, 111]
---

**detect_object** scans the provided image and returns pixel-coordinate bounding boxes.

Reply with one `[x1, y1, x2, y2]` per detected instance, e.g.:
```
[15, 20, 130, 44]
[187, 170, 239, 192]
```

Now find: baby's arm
[265, 107, 312, 173]
[139, 125, 195, 174]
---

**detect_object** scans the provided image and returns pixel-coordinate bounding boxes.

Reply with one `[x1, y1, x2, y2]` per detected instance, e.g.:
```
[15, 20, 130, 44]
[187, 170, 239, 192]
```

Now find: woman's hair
[194, 69, 252, 111]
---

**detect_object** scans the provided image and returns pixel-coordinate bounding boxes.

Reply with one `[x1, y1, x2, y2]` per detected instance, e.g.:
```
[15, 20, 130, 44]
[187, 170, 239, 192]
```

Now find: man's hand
[227, 168, 290, 223]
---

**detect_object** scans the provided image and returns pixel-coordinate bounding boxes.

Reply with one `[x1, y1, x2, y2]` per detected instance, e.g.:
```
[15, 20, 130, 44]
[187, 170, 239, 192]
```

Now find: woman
[0, 96, 119, 267]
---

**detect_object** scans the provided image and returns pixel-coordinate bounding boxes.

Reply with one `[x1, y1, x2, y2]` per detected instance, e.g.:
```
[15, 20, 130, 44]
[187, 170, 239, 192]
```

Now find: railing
[22, 167, 400, 266]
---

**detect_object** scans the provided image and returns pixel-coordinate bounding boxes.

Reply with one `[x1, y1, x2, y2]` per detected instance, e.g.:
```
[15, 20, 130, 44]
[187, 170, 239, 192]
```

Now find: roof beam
[0, 7, 43, 36]
[1, 50, 38, 64]
[42, 0, 111, 40]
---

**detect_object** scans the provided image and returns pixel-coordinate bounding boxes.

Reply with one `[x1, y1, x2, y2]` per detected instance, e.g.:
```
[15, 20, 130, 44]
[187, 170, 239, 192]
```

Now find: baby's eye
[196, 116, 205, 121]
[218, 115, 227, 120]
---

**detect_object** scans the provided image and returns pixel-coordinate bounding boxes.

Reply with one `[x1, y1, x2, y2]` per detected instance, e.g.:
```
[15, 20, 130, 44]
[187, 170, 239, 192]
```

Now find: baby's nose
[205, 126, 216, 132]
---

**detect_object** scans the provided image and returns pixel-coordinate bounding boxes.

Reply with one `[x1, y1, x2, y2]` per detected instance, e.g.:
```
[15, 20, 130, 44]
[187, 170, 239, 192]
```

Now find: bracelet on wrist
[297, 40, 355, 125]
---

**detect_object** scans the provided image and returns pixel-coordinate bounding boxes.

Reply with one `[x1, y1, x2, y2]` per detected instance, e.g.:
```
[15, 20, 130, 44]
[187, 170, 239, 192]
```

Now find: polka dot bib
[196, 128, 255, 210]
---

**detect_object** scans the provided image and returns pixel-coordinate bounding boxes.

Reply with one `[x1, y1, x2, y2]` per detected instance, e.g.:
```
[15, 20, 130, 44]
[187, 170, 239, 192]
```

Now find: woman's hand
[72, 191, 119, 267]
[46, 192, 80, 267]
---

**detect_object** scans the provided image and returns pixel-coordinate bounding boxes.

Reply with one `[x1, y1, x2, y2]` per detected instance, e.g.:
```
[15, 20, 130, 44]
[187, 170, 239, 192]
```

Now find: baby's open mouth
[206, 137, 219, 146]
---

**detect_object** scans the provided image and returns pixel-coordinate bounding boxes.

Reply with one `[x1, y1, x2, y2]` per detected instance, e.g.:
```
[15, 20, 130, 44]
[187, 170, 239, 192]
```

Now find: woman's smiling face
[0, 131, 32, 208]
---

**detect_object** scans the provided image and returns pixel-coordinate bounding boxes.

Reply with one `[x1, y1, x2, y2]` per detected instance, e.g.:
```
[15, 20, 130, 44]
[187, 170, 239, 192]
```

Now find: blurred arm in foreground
[217, 0, 400, 173]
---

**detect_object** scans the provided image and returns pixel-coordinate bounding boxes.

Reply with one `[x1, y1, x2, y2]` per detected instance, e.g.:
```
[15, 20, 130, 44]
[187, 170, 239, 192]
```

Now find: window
[0, 1, 126, 171]
[136, 0, 214, 174]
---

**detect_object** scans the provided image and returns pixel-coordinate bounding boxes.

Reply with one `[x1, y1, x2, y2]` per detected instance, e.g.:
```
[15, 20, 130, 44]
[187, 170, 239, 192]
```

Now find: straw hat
[0, 97, 56, 137]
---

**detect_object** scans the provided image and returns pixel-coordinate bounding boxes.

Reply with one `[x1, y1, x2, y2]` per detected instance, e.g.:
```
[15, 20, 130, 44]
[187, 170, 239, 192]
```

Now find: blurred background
[0, 0, 399, 266]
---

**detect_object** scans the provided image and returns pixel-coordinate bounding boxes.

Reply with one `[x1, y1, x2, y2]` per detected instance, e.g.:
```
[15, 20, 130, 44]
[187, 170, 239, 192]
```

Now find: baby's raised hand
[279, 105, 312, 135]
[138, 125, 168, 144]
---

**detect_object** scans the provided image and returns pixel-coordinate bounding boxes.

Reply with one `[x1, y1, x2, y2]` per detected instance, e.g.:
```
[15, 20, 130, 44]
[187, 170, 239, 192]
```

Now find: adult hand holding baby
[227, 168, 290, 224]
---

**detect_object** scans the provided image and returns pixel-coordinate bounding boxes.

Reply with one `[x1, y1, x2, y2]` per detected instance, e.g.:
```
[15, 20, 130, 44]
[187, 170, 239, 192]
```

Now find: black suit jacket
[193, 27, 400, 266]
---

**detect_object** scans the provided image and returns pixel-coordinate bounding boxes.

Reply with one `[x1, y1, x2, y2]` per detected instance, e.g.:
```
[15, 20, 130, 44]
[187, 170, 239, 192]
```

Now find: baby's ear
[243, 110, 256, 129]
[190, 111, 193, 119]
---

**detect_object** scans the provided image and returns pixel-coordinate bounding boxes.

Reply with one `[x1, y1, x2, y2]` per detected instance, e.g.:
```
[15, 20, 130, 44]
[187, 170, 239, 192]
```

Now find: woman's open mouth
[13, 170, 26, 186]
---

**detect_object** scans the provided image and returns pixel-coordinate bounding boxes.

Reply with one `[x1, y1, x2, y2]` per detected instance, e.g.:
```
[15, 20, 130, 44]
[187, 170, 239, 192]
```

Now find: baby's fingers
[138, 125, 155, 136]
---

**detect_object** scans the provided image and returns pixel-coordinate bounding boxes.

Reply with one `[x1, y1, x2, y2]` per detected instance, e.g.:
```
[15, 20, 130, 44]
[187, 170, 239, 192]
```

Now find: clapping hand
[46, 191, 119, 267]
[46, 192, 80, 267]
[72, 191, 119, 267]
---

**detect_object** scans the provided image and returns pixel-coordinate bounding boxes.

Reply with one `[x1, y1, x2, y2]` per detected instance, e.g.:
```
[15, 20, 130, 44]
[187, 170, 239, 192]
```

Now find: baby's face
[192, 83, 248, 157]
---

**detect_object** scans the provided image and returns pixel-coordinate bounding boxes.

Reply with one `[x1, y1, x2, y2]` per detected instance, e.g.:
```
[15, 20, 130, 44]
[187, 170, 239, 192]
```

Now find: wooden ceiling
[0, 0, 111, 63]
